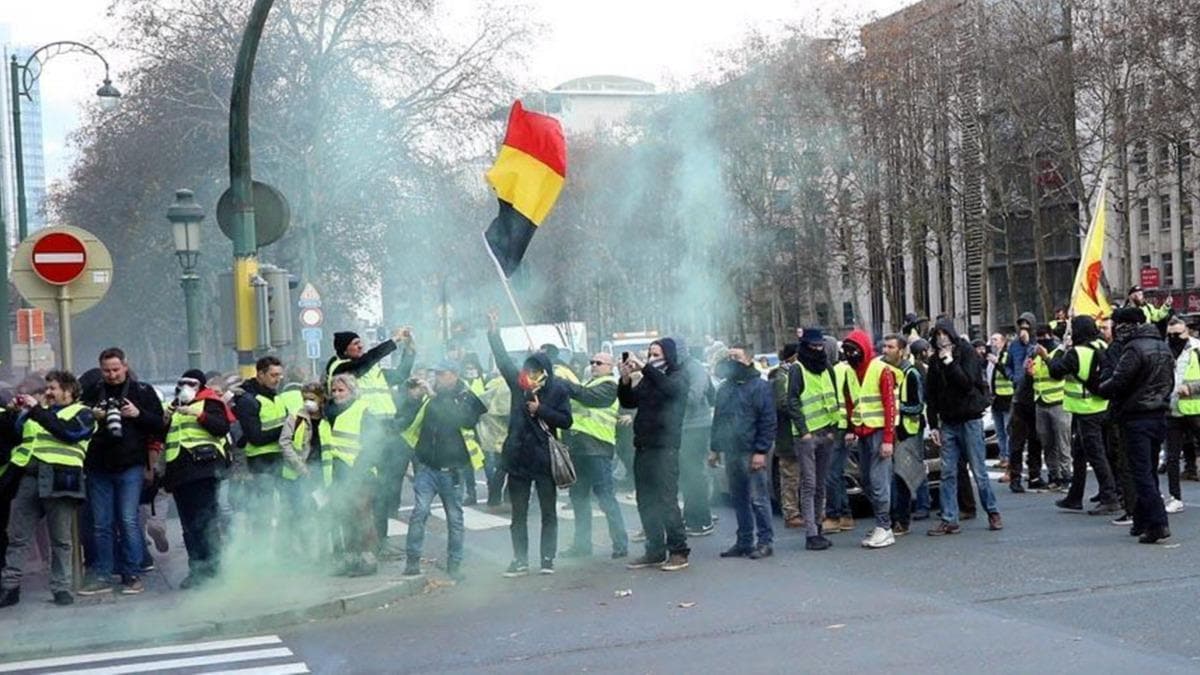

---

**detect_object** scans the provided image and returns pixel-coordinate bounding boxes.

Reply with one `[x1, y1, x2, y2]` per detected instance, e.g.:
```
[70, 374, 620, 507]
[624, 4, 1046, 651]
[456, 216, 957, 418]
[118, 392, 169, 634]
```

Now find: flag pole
[482, 232, 536, 350]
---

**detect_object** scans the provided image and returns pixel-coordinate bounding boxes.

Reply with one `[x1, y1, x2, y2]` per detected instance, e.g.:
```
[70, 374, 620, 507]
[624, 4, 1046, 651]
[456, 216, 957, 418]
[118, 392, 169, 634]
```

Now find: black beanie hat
[334, 331, 359, 357]
[1112, 306, 1144, 325]
[181, 369, 207, 384]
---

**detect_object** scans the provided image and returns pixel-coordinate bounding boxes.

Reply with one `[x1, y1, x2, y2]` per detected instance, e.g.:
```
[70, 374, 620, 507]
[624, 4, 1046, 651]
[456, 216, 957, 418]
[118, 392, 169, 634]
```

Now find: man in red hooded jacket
[842, 330, 901, 549]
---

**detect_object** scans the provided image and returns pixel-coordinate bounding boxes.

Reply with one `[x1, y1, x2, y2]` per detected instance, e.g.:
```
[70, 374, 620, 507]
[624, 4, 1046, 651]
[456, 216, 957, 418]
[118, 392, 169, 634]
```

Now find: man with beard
[1094, 306, 1175, 543]
[786, 329, 840, 550]
[1048, 316, 1120, 515]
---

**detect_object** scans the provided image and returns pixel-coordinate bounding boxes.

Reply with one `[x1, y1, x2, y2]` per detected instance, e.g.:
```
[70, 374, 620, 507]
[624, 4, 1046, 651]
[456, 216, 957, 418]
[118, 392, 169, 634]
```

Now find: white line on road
[0, 636, 282, 672]
[387, 517, 409, 537]
[51, 647, 294, 675]
[207, 664, 311, 675]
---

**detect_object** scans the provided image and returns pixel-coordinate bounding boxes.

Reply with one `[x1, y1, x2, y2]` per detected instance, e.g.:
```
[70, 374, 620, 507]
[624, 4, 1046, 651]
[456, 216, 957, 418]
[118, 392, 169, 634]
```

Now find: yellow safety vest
[571, 375, 619, 446]
[852, 358, 901, 430]
[898, 363, 923, 437]
[1063, 341, 1109, 415]
[165, 401, 226, 464]
[834, 361, 858, 431]
[318, 399, 371, 482]
[1032, 347, 1065, 405]
[1178, 350, 1200, 417]
[327, 358, 397, 416]
[401, 397, 430, 448]
[11, 403, 91, 469]
[245, 393, 286, 458]
[793, 365, 838, 435]
[993, 349, 1014, 397]
[282, 415, 314, 481]
[278, 389, 304, 416]
[554, 363, 579, 385]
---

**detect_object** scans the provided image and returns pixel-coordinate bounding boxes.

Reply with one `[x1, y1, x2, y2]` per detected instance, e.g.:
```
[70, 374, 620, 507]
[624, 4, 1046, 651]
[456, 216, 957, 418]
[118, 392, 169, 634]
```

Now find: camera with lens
[103, 398, 124, 438]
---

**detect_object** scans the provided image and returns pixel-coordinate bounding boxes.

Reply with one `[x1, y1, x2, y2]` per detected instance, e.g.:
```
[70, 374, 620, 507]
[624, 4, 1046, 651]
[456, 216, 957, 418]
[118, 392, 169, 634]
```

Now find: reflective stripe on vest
[12, 403, 91, 468]
[1063, 342, 1109, 415]
[165, 401, 226, 464]
[993, 349, 1014, 397]
[794, 365, 838, 434]
[318, 399, 370, 470]
[834, 362, 858, 430]
[899, 363, 923, 436]
[401, 398, 431, 448]
[1179, 350, 1200, 417]
[852, 358, 900, 430]
[245, 394, 286, 457]
[1032, 348, 1065, 405]
[571, 375, 618, 446]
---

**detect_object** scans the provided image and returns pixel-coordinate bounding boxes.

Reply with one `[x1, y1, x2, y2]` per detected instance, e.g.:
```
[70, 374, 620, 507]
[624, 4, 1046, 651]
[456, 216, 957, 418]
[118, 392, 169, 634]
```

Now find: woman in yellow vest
[162, 369, 233, 589]
[321, 374, 380, 577]
[279, 382, 327, 560]
[1, 371, 94, 608]
[1165, 318, 1200, 513]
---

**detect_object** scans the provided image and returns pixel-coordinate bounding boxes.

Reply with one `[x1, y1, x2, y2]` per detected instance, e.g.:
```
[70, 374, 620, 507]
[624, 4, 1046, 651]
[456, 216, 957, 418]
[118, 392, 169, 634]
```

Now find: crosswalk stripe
[387, 517, 409, 536]
[52, 647, 294, 675]
[430, 505, 511, 530]
[207, 664, 311, 675]
[0, 637, 282, 672]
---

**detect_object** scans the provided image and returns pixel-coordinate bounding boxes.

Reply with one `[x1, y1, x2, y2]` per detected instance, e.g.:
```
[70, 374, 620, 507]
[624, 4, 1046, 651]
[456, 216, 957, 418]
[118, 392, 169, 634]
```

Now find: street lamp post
[167, 189, 204, 370]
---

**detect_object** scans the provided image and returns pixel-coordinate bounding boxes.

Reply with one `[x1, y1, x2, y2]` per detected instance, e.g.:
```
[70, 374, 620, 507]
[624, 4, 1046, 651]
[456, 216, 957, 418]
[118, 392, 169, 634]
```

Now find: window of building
[1185, 250, 1196, 288]
[842, 301, 854, 327]
[1139, 197, 1151, 233]
[1134, 141, 1148, 176]
[1159, 142, 1172, 173]
[1140, 254, 1152, 270]
[1163, 256, 1175, 287]
[1184, 199, 1195, 230]
[1160, 194, 1173, 231]
[1182, 140, 1193, 173]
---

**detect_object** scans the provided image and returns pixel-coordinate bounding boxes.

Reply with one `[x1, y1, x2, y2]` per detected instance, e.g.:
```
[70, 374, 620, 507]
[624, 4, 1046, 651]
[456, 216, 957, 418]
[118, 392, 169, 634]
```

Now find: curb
[0, 577, 423, 664]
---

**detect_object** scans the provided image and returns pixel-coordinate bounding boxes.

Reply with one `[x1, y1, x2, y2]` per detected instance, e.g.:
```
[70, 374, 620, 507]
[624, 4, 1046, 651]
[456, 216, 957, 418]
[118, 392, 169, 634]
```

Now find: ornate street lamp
[167, 189, 205, 369]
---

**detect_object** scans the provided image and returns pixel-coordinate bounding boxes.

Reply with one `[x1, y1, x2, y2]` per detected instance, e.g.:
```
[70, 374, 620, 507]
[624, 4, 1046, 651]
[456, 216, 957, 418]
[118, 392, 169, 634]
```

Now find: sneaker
[784, 517, 805, 529]
[1087, 501, 1122, 516]
[820, 517, 842, 533]
[719, 545, 751, 558]
[892, 522, 910, 536]
[120, 577, 145, 595]
[1111, 513, 1134, 526]
[685, 524, 715, 537]
[861, 527, 895, 549]
[78, 579, 114, 596]
[147, 521, 170, 553]
[626, 553, 667, 569]
[987, 512, 1003, 530]
[1138, 525, 1171, 544]
[911, 510, 930, 521]
[1009, 480, 1026, 494]
[1163, 496, 1184, 513]
[838, 516, 856, 530]
[1055, 499, 1083, 511]
[539, 559, 555, 575]
[402, 564, 423, 578]
[1028, 478, 1048, 490]
[502, 561, 530, 578]
[927, 521, 961, 536]
[0, 588, 18, 608]
[140, 560, 156, 573]
[748, 544, 773, 560]
[660, 553, 690, 571]
[1088, 493, 1102, 503]
[560, 546, 591, 559]
[630, 530, 647, 543]
[53, 591, 74, 606]
[805, 536, 832, 551]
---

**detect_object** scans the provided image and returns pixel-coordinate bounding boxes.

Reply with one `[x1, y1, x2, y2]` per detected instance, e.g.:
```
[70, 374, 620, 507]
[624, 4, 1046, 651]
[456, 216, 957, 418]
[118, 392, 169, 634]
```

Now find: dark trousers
[634, 446, 689, 559]
[1106, 418, 1136, 515]
[891, 476, 912, 528]
[485, 453, 507, 506]
[956, 457, 977, 515]
[0, 467, 21, 569]
[1166, 416, 1200, 499]
[508, 474, 557, 564]
[679, 427, 712, 529]
[173, 478, 221, 577]
[1008, 402, 1043, 482]
[568, 455, 629, 554]
[1066, 413, 1118, 505]
[373, 444, 410, 546]
[1124, 416, 1169, 530]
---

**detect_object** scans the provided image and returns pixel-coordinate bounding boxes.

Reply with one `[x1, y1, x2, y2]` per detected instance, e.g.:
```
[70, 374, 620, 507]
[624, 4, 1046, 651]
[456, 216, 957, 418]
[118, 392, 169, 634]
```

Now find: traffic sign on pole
[301, 327, 323, 343]
[299, 307, 323, 327]
[31, 232, 88, 285]
[306, 340, 321, 360]
[298, 282, 322, 309]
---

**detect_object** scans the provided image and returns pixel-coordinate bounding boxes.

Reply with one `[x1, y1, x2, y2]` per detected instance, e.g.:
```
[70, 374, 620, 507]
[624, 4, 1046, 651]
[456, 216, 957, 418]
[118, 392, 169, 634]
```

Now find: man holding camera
[80, 348, 165, 596]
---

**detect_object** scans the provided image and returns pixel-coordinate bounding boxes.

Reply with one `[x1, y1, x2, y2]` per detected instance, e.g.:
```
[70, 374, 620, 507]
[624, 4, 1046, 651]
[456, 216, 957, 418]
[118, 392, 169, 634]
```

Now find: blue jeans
[915, 479, 931, 513]
[724, 452, 773, 548]
[825, 434, 851, 519]
[568, 455, 629, 554]
[88, 465, 144, 578]
[860, 432, 892, 528]
[405, 465, 465, 567]
[993, 408, 1011, 461]
[939, 419, 999, 524]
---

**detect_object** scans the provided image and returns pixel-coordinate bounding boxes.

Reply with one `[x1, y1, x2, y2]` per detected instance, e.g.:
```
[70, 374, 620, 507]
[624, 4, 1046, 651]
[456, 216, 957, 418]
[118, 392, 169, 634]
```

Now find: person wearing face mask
[278, 383, 328, 558]
[162, 370, 234, 589]
[843, 329, 900, 548]
[1163, 318, 1200, 514]
[823, 335, 863, 534]
[1029, 325, 1072, 490]
[785, 329, 840, 550]
[1093, 306, 1176, 543]
[321, 374, 383, 576]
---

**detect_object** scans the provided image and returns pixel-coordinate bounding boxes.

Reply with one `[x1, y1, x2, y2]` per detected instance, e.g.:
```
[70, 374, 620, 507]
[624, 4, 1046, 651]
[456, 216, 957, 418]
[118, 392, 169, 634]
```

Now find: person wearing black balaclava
[786, 329, 840, 550]
[1029, 325, 1072, 489]
[1163, 318, 1200, 514]
[1093, 306, 1176, 543]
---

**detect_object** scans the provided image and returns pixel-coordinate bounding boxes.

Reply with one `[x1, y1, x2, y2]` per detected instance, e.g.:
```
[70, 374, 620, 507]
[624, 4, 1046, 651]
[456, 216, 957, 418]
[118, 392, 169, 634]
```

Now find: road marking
[208, 665, 311, 675]
[52, 648, 294, 675]
[387, 517, 408, 537]
[0, 637, 282, 672]
[430, 505, 512, 530]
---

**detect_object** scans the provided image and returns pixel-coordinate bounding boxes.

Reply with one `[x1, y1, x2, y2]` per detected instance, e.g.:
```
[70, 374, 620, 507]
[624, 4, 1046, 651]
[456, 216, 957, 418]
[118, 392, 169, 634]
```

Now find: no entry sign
[31, 232, 88, 285]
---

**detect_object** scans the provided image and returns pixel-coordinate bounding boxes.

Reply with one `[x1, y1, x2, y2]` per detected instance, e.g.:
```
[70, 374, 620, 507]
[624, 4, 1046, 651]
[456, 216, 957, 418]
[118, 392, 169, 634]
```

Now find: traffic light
[220, 265, 297, 349]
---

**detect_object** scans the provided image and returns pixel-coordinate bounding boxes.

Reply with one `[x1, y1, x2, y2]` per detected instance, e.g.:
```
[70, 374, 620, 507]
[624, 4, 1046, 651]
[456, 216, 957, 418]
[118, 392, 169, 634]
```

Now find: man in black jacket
[232, 356, 288, 546]
[486, 310, 573, 577]
[80, 348, 165, 596]
[402, 361, 486, 581]
[619, 337, 691, 572]
[1095, 306, 1176, 543]
[925, 320, 1003, 535]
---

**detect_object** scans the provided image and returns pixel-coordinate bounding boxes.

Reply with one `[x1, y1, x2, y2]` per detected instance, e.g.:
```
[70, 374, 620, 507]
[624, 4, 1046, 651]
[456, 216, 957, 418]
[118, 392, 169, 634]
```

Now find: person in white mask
[279, 382, 328, 562]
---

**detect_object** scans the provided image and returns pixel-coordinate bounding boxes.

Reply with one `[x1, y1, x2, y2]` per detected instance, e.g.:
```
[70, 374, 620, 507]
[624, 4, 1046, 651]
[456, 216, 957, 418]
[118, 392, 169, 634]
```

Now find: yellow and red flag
[484, 101, 567, 277]
[1070, 180, 1113, 319]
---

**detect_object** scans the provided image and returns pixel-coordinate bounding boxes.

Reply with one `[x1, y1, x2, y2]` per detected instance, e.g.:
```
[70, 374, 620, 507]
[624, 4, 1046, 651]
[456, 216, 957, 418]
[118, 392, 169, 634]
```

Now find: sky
[0, 0, 909, 190]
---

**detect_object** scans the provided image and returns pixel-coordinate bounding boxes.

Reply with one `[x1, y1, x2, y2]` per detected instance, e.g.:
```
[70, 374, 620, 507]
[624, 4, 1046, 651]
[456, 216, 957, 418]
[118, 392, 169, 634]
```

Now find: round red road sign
[299, 307, 323, 327]
[31, 232, 88, 285]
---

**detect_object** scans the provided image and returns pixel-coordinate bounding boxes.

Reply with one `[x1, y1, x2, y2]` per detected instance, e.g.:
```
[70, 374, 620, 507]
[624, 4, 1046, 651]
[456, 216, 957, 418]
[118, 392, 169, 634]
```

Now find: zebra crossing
[0, 636, 308, 675]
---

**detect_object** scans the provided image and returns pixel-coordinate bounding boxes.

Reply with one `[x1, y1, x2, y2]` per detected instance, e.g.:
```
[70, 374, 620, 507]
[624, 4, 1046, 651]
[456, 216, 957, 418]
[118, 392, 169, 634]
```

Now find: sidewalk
[0, 518, 426, 664]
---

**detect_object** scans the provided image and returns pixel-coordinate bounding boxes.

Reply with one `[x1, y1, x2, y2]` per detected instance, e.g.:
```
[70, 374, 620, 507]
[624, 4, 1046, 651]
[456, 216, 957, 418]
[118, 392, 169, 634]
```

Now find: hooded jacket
[843, 330, 897, 443]
[618, 337, 691, 450]
[1047, 316, 1105, 395]
[414, 380, 487, 469]
[1095, 322, 1175, 419]
[710, 360, 776, 456]
[488, 330, 573, 478]
[1005, 311, 1038, 387]
[925, 318, 989, 428]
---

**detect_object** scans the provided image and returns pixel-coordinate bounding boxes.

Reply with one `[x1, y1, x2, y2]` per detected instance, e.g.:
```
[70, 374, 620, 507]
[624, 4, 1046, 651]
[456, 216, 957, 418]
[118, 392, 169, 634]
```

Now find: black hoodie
[488, 331, 573, 479]
[618, 337, 691, 450]
[924, 318, 989, 428]
[1047, 316, 1104, 390]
